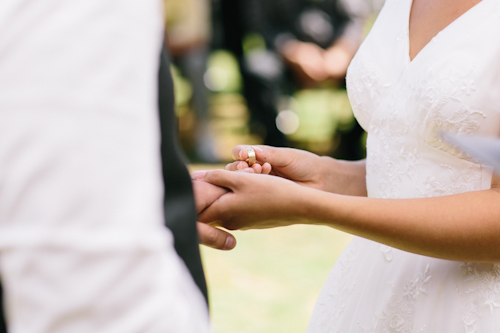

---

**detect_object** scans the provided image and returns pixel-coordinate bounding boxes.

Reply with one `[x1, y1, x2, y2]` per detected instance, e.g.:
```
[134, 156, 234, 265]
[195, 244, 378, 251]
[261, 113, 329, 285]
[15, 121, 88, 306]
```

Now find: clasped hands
[192, 145, 328, 250]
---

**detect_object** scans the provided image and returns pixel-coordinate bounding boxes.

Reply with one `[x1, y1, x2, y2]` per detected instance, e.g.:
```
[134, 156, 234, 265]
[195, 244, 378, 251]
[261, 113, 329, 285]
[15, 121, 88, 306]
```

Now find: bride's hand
[196, 170, 309, 230]
[224, 145, 328, 191]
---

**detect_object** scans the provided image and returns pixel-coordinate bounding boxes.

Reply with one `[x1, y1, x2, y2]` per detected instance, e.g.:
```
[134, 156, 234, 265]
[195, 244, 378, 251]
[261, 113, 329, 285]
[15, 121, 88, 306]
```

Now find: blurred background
[167, 0, 383, 331]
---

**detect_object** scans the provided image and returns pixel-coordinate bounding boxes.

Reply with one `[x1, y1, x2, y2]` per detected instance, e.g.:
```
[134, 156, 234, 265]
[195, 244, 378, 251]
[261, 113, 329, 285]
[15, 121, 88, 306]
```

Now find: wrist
[318, 156, 341, 193]
[319, 157, 367, 196]
[290, 185, 325, 225]
[292, 186, 347, 227]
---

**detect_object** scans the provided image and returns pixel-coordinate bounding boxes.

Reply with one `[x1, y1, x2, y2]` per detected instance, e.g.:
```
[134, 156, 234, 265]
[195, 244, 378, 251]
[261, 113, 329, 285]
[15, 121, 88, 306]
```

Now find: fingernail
[224, 236, 236, 250]
[252, 146, 265, 158]
[237, 162, 243, 170]
[238, 149, 244, 160]
[191, 170, 207, 180]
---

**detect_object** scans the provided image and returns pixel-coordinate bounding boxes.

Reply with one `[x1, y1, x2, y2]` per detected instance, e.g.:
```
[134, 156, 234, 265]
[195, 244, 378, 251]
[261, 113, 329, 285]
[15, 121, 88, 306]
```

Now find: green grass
[190, 164, 353, 332]
[201, 225, 352, 333]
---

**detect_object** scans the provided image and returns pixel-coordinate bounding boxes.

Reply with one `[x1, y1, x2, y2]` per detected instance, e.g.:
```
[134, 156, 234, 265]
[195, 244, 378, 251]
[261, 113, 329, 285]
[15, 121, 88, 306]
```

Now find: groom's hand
[192, 179, 228, 213]
[192, 179, 236, 250]
[196, 222, 236, 250]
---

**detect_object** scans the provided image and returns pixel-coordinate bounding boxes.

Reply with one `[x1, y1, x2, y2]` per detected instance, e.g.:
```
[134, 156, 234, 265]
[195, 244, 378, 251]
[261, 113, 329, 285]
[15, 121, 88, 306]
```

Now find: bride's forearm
[320, 157, 367, 196]
[300, 185, 500, 263]
[198, 169, 500, 262]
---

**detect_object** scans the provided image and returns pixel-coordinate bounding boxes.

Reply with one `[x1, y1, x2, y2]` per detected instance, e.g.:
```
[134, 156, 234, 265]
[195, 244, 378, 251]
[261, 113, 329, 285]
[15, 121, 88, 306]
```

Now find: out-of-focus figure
[217, 0, 382, 156]
[165, 0, 218, 162]
[0, 0, 211, 332]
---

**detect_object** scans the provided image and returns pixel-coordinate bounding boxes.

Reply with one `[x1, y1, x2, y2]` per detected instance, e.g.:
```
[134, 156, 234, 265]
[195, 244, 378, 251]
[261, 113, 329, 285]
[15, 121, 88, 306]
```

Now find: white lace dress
[307, 0, 500, 332]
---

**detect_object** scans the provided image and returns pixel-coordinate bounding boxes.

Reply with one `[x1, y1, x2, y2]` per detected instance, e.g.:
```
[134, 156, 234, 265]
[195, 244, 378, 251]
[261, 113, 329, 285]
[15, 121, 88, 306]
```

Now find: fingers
[261, 162, 272, 174]
[194, 169, 240, 190]
[232, 145, 268, 164]
[235, 145, 299, 169]
[197, 222, 236, 250]
[231, 145, 266, 163]
[191, 180, 229, 213]
[225, 161, 272, 175]
[191, 170, 208, 180]
[225, 161, 249, 171]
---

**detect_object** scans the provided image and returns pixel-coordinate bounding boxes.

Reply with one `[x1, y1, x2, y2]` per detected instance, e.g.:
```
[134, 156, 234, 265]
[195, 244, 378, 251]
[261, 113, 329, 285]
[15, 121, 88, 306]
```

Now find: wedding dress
[308, 0, 500, 332]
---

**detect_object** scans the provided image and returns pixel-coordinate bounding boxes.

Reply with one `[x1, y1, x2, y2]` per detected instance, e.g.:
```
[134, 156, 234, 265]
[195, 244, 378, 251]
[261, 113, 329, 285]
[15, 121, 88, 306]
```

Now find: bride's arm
[307, 173, 500, 263]
[197, 170, 500, 263]
[321, 157, 367, 197]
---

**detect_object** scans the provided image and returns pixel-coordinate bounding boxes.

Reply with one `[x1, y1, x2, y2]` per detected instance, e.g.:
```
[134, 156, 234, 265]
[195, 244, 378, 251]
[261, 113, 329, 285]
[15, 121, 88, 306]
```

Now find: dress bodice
[347, 0, 500, 199]
[309, 1, 500, 332]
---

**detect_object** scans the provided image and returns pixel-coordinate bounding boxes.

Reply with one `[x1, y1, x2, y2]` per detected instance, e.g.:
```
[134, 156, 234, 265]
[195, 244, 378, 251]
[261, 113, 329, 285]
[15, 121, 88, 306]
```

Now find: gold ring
[245, 147, 256, 166]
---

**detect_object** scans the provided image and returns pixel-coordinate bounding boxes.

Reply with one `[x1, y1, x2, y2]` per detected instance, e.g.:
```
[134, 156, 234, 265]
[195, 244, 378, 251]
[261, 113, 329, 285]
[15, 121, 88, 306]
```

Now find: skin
[192, 180, 235, 250]
[409, 0, 482, 61]
[193, 0, 499, 258]
[223, 145, 367, 196]
[193, 167, 264, 250]
[193, 145, 500, 263]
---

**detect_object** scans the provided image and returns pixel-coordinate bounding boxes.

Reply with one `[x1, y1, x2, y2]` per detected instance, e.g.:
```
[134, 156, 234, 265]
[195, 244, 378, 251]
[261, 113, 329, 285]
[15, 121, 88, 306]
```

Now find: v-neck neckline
[406, 0, 487, 64]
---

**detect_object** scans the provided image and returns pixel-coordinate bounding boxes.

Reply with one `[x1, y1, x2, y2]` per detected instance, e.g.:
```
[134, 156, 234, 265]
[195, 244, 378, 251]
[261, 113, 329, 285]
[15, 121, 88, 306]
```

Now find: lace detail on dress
[366, 101, 417, 199]
[311, 243, 358, 333]
[418, 161, 482, 197]
[457, 263, 500, 333]
[415, 58, 487, 159]
[360, 263, 432, 333]
[347, 60, 392, 132]
[380, 245, 394, 262]
[420, 105, 486, 160]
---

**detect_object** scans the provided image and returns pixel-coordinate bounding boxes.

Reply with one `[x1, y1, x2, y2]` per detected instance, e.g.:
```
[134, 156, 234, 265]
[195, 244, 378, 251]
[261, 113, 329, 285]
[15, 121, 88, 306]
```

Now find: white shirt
[0, 0, 209, 332]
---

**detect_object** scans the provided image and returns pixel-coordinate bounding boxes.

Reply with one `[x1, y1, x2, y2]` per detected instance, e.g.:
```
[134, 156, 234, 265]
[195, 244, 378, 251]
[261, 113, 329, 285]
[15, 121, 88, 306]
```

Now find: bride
[193, 0, 500, 331]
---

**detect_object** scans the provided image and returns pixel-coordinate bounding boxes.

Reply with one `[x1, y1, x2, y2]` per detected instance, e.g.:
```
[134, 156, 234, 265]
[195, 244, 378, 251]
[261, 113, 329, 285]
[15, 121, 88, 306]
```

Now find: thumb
[197, 222, 236, 250]
[232, 145, 294, 167]
[231, 145, 266, 162]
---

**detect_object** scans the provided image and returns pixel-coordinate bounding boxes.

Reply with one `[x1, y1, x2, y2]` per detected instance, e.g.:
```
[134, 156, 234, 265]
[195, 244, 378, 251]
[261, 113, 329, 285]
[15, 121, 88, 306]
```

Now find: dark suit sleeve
[158, 47, 208, 303]
[0, 281, 6, 333]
